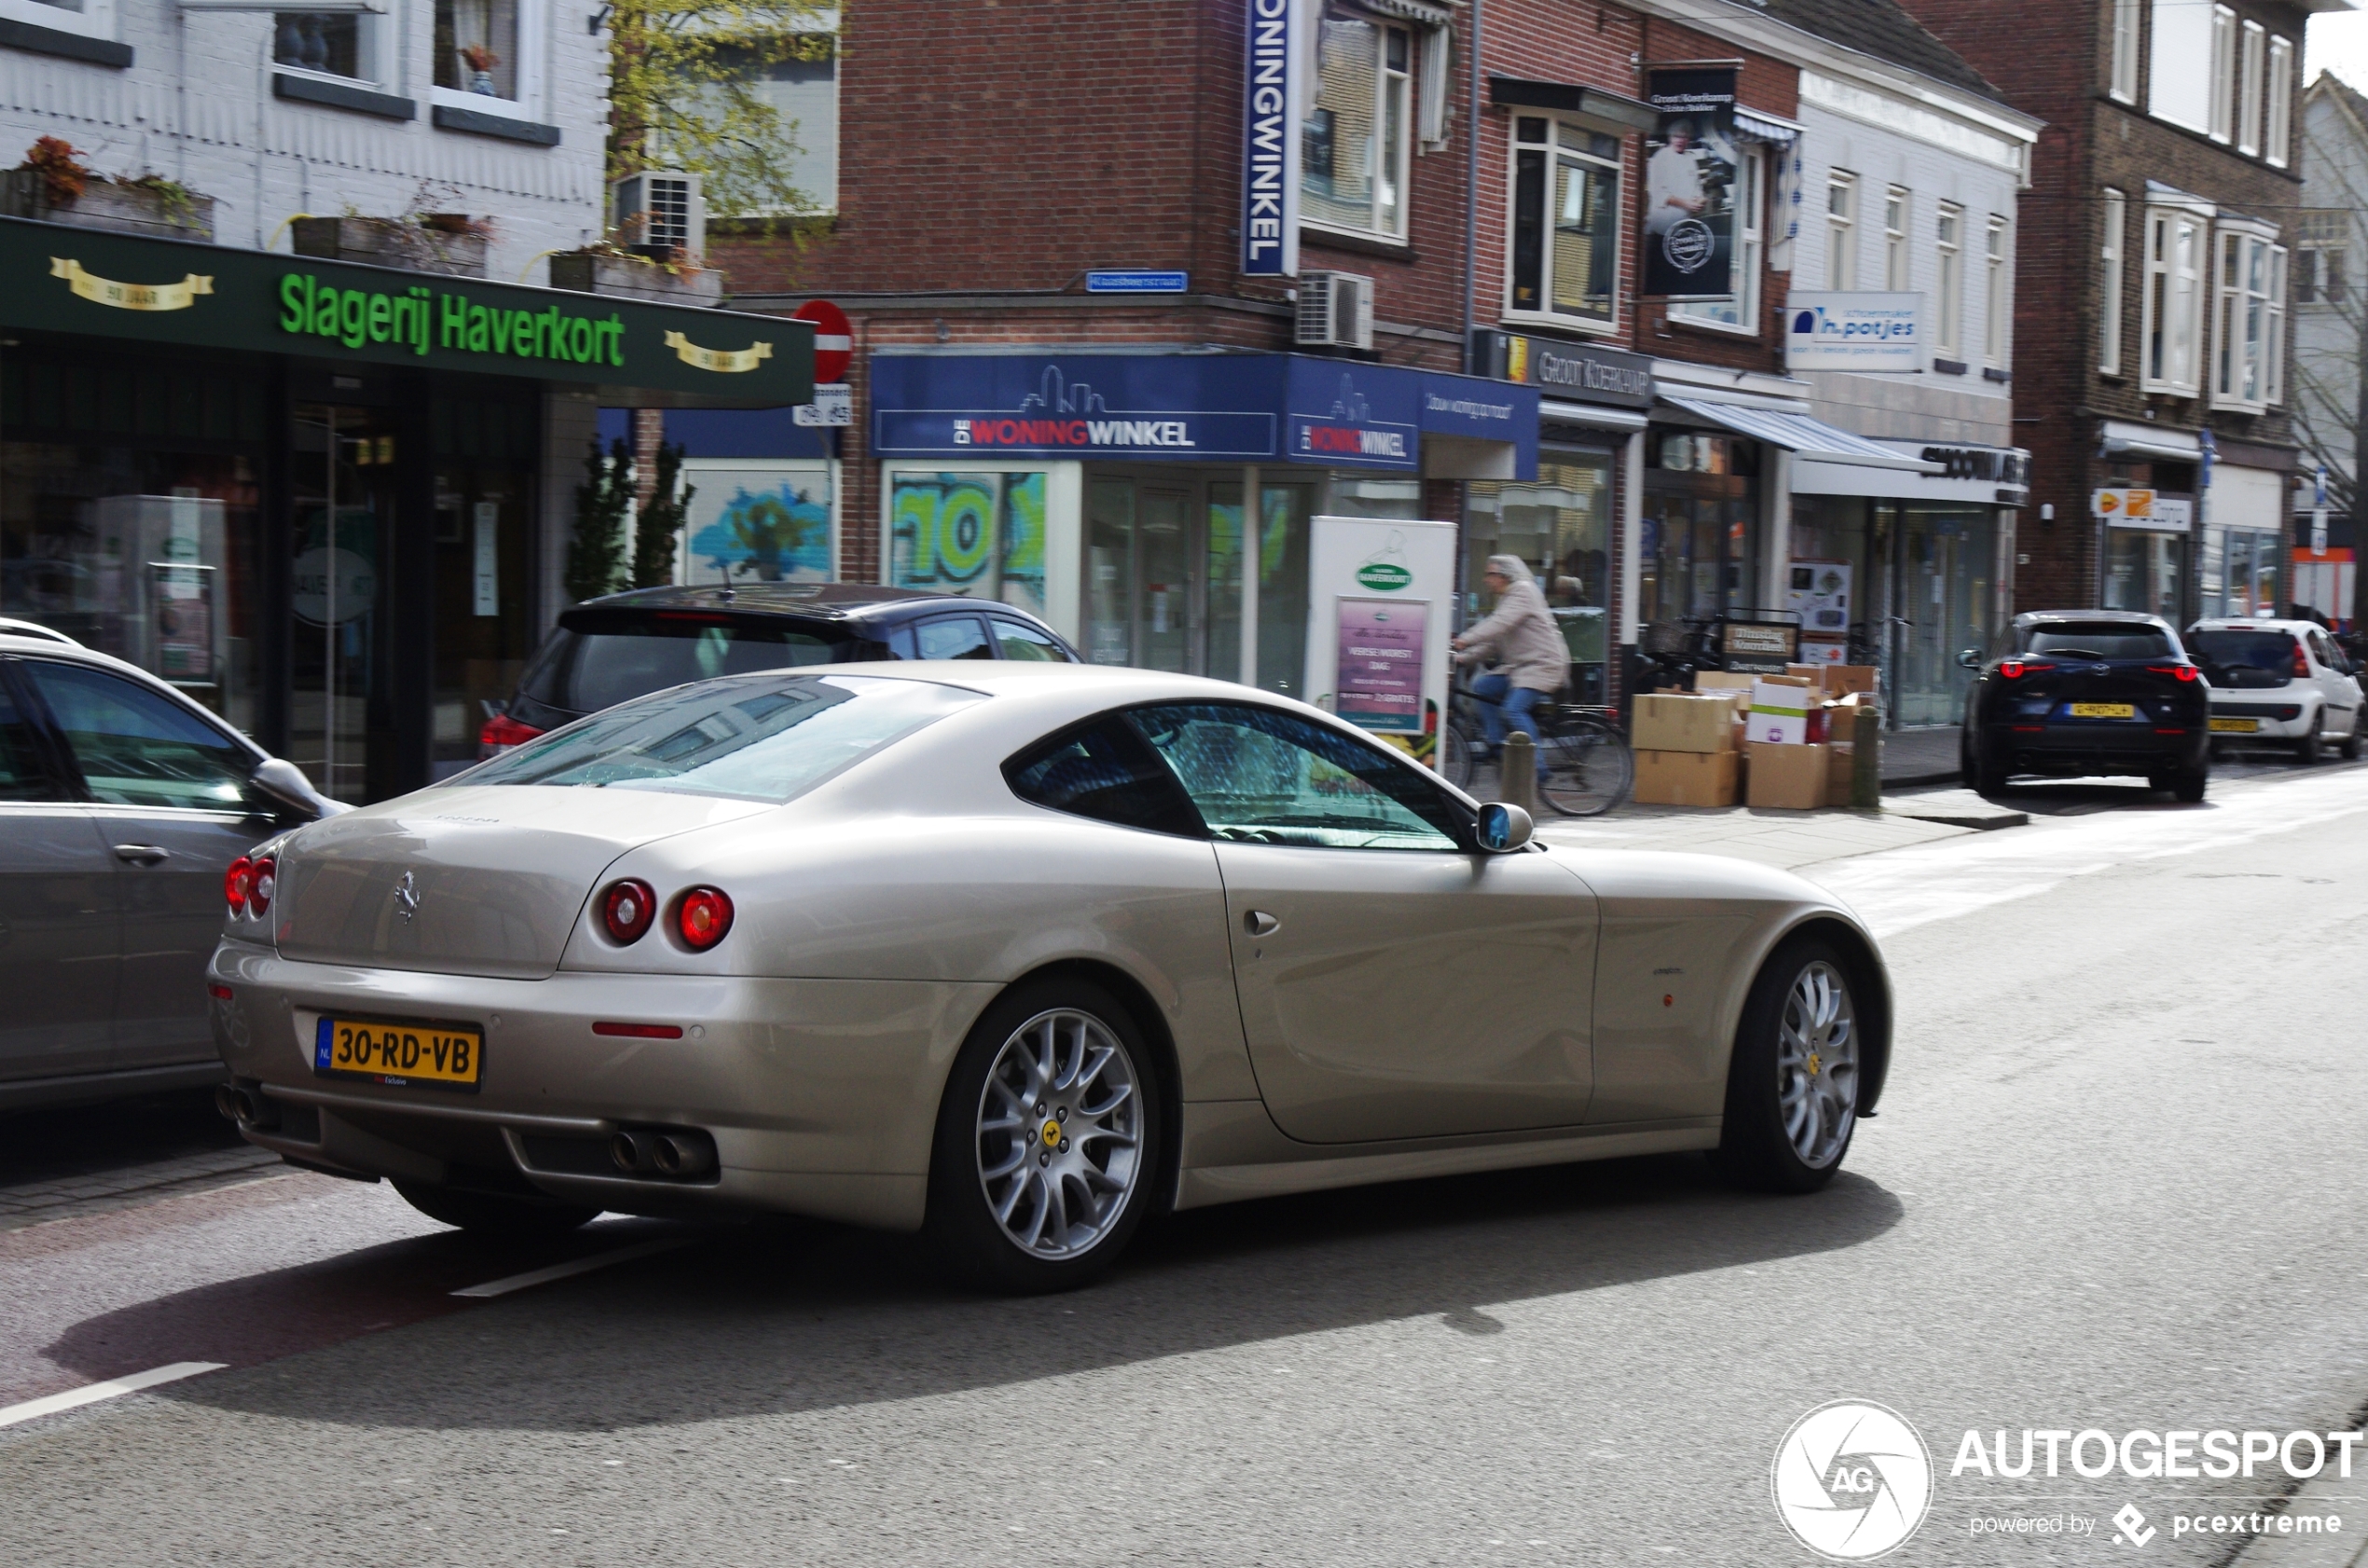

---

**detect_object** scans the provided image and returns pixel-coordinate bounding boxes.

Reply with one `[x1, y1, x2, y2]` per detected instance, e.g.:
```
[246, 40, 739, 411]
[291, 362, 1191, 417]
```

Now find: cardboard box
[1634, 747, 1741, 807]
[1695, 671, 1756, 708]
[1784, 664, 1830, 697]
[1747, 676, 1814, 746]
[1823, 665, 1880, 699]
[1747, 741, 1830, 810]
[1632, 692, 1741, 753]
[1825, 737, 1856, 806]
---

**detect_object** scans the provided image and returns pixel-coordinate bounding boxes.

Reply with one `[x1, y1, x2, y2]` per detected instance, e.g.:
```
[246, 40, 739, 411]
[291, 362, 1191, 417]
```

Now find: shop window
[2212, 228, 2287, 411]
[1506, 117, 1622, 327]
[679, 461, 833, 585]
[2141, 205, 2207, 395]
[1671, 147, 1764, 333]
[1884, 187, 1909, 292]
[273, 11, 380, 84]
[2267, 35, 2293, 167]
[2104, 528, 2185, 623]
[0, 0, 116, 42]
[1825, 171, 1857, 291]
[434, 0, 543, 115]
[2111, 0, 2140, 103]
[1934, 203, 1963, 358]
[2100, 190, 2126, 374]
[1301, 7, 1412, 241]
[888, 469, 1048, 621]
[1465, 458, 1613, 704]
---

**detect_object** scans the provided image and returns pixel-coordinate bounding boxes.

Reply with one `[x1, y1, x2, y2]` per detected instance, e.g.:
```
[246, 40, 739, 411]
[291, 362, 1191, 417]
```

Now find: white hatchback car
[2186, 619, 2364, 762]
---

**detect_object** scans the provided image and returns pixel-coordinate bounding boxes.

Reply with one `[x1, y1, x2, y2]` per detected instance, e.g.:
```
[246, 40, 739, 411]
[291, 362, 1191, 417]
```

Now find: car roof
[2015, 610, 2173, 628]
[0, 617, 80, 647]
[2189, 617, 2317, 632]
[577, 584, 1048, 626]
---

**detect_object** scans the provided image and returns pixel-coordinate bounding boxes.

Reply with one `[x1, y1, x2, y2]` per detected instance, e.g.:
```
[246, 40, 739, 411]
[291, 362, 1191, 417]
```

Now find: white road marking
[451, 1237, 691, 1299]
[1809, 768, 2368, 937]
[0, 1362, 227, 1429]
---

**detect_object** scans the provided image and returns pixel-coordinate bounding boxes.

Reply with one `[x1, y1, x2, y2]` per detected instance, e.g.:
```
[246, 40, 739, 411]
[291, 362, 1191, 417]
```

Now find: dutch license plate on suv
[2069, 703, 2136, 719]
[2210, 717, 2260, 733]
[314, 1016, 485, 1092]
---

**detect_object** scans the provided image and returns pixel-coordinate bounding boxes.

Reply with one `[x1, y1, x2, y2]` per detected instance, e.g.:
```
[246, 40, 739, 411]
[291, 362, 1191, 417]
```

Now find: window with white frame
[2112, 0, 2141, 102]
[2213, 227, 2287, 410]
[2295, 210, 2347, 305]
[2238, 21, 2265, 156]
[697, 32, 840, 213]
[1884, 187, 1909, 290]
[2148, 0, 2214, 133]
[1985, 215, 2010, 366]
[1935, 202, 1964, 357]
[435, 0, 546, 115]
[1826, 171, 1858, 290]
[2100, 188, 2127, 374]
[0, 0, 117, 42]
[2142, 205, 2208, 394]
[1673, 146, 1764, 333]
[1302, 7, 1413, 241]
[273, 11, 382, 83]
[2266, 35, 2293, 166]
[1506, 117, 1623, 327]
[2210, 6, 2237, 143]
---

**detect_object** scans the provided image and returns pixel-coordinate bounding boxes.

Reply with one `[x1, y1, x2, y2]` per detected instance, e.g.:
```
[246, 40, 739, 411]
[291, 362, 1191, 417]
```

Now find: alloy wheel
[1775, 961, 1858, 1169]
[974, 1009, 1144, 1259]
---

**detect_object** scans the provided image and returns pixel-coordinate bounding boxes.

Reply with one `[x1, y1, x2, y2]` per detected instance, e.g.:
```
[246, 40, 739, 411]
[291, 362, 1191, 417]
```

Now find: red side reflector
[591, 1022, 684, 1039]
[207, 983, 233, 1001]
[2012, 725, 2046, 733]
[2155, 727, 2188, 735]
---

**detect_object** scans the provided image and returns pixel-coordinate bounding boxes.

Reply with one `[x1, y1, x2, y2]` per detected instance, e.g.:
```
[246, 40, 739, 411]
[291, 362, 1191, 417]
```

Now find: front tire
[924, 980, 1166, 1294]
[392, 1181, 599, 1237]
[1714, 941, 1864, 1194]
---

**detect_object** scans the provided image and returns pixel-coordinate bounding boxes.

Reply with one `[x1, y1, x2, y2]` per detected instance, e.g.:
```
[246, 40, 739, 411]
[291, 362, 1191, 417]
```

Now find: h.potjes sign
[0, 216, 811, 406]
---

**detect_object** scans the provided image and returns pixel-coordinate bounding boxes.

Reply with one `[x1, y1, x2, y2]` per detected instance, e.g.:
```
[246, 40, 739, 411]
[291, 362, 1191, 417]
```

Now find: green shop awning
[0, 216, 811, 409]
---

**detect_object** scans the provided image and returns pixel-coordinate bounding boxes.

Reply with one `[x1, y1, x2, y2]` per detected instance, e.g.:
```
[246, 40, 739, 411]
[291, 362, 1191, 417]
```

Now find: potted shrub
[2, 138, 215, 241]
[291, 213, 491, 277]
[548, 242, 725, 306]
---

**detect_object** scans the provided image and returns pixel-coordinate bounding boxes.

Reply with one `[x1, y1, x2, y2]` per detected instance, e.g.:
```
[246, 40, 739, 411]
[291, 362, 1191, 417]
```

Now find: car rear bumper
[207, 939, 999, 1231]
[2206, 697, 2319, 739]
[1977, 722, 2209, 777]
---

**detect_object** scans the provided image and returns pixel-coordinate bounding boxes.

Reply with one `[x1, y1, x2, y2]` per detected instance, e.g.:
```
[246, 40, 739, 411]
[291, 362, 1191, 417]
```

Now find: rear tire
[2171, 766, 2209, 803]
[924, 979, 1167, 1295]
[392, 1181, 599, 1237]
[1713, 939, 1863, 1194]
[2297, 722, 2323, 764]
[2342, 726, 2361, 762]
[1969, 741, 2010, 796]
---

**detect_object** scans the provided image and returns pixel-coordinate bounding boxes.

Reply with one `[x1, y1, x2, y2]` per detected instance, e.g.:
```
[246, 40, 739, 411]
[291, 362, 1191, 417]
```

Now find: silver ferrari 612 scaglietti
[210, 663, 1891, 1291]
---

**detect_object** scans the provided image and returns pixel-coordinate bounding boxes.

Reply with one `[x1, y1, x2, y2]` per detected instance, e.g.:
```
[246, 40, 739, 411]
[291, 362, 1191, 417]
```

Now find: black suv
[481, 585, 1079, 755]
[1957, 610, 2210, 800]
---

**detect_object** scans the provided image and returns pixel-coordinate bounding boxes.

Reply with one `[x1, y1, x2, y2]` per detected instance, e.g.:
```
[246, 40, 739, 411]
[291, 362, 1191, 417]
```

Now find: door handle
[1242, 910, 1280, 938]
[112, 844, 171, 864]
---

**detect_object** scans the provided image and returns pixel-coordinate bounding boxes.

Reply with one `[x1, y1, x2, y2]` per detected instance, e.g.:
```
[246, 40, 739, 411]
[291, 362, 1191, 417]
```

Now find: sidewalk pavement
[1537, 788, 2024, 873]
[1879, 725, 1962, 787]
[0, 1143, 281, 1233]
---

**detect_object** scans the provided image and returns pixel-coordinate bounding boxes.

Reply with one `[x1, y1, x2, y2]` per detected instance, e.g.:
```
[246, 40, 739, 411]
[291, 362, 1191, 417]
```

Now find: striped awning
[1660, 395, 1940, 474]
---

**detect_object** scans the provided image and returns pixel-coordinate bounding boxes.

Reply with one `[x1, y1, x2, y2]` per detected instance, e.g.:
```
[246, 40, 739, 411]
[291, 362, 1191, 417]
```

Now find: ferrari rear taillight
[479, 711, 544, 758]
[249, 857, 276, 917]
[675, 887, 734, 951]
[225, 855, 254, 915]
[599, 878, 658, 944]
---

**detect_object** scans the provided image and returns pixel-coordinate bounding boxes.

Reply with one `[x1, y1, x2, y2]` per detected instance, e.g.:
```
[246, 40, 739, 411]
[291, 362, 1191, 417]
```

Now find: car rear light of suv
[479, 711, 544, 758]
[2147, 665, 2201, 682]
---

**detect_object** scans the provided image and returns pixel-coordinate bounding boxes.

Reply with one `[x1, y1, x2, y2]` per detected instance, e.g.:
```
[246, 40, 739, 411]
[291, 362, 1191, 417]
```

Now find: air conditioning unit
[1296, 270, 1374, 351]
[612, 172, 704, 258]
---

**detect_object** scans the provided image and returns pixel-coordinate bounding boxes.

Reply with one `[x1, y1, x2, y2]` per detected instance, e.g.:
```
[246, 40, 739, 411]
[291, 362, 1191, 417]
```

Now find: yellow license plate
[2210, 716, 2260, 733]
[2069, 703, 2136, 719]
[314, 1016, 484, 1091]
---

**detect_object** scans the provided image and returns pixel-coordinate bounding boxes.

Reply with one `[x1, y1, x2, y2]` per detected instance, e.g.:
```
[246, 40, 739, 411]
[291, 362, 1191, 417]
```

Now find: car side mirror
[1476, 802, 1534, 853]
[247, 757, 346, 821]
[1956, 648, 1982, 671]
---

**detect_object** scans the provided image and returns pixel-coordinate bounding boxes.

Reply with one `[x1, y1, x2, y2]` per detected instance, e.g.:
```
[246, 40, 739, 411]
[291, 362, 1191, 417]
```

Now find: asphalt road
[4, 764, 2367, 1567]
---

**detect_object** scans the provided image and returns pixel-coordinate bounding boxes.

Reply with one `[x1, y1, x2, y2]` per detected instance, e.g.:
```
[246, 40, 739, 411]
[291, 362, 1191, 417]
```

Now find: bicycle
[1441, 678, 1634, 817]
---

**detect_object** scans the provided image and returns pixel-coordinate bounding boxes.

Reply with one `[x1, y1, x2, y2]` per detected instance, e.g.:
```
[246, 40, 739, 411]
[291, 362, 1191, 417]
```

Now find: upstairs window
[434, 0, 544, 117]
[1884, 186, 1909, 290]
[1935, 203, 1964, 357]
[2100, 189, 2127, 375]
[2266, 35, 2293, 167]
[2238, 21, 2265, 157]
[1672, 146, 1765, 334]
[0, 0, 116, 43]
[1506, 117, 1622, 327]
[2210, 6, 2236, 144]
[2148, 0, 2216, 134]
[1825, 171, 1858, 290]
[1302, 8, 1413, 241]
[2111, 0, 2141, 103]
[2295, 212, 2347, 305]
[2213, 228, 2286, 410]
[2142, 205, 2207, 395]
[274, 10, 380, 84]
[1985, 215, 2011, 366]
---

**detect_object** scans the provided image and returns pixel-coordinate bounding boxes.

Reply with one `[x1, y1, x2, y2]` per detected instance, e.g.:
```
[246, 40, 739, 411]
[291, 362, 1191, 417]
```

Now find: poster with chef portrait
[1643, 67, 1739, 298]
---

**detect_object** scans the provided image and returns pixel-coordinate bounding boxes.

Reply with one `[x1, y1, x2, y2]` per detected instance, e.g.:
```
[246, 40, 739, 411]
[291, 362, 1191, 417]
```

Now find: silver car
[211, 664, 1892, 1291]
[0, 632, 339, 1111]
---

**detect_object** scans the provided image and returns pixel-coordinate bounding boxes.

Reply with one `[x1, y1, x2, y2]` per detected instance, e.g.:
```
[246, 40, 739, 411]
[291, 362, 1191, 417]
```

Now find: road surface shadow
[51, 1151, 1903, 1432]
[0, 1089, 245, 1190]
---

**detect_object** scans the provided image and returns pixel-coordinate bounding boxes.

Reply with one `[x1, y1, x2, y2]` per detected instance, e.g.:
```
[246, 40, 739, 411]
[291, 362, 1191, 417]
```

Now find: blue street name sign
[1085, 270, 1191, 294]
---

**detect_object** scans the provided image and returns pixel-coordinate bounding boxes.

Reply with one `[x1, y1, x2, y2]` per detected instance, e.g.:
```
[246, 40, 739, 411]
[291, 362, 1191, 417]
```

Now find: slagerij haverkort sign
[0, 216, 811, 406]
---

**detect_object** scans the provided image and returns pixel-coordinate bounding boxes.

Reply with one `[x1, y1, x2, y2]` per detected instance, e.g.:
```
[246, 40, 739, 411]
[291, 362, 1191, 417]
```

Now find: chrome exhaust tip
[609, 1130, 652, 1175]
[651, 1133, 715, 1179]
[214, 1084, 246, 1123]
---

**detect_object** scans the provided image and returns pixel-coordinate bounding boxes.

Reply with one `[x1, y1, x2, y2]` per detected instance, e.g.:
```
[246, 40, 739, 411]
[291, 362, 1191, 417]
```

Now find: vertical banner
[1241, 0, 1302, 277]
[1642, 68, 1740, 298]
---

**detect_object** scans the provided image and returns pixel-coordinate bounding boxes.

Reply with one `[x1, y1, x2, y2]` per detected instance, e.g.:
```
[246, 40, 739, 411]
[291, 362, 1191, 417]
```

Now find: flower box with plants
[547, 242, 725, 306]
[3, 138, 214, 241]
[291, 213, 493, 278]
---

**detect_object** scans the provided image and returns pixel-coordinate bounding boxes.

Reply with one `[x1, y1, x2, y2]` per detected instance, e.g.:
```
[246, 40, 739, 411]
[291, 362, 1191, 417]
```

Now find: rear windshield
[460, 673, 982, 804]
[517, 612, 865, 717]
[2188, 630, 2300, 672]
[2022, 624, 2175, 659]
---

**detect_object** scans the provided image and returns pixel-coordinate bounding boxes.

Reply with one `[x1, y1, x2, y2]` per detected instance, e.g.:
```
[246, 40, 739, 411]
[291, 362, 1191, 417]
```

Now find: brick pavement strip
[0, 1145, 283, 1232]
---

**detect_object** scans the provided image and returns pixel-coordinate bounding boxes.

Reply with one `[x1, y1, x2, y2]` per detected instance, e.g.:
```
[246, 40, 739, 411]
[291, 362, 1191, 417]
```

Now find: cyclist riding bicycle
[1452, 555, 1564, 771]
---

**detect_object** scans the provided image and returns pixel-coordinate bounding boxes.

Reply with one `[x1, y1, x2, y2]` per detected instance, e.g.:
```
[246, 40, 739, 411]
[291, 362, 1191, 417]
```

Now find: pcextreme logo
[1773, 1400, 1934, 1561]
